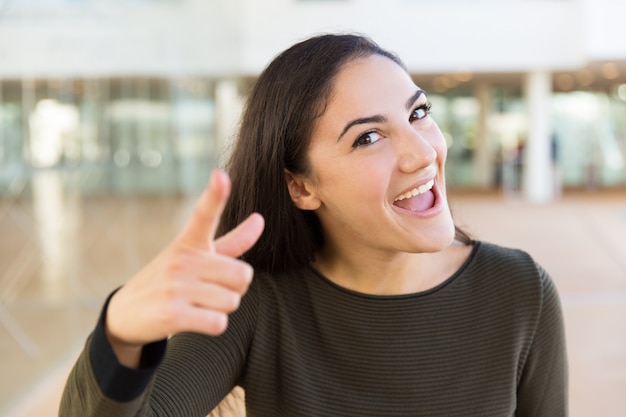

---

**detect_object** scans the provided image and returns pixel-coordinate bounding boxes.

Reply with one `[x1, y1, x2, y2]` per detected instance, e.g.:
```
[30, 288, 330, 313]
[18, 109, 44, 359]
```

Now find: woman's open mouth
[393, 179, 437, 213]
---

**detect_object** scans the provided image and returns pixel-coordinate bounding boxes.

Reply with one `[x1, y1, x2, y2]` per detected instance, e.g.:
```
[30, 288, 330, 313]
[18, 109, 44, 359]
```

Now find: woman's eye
[352, 131, 382, 148]
[410, 102, 432, 122]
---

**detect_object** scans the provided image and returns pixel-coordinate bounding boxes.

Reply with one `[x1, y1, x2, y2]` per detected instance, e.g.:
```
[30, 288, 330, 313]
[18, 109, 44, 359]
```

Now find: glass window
[0, 77, 220, 196]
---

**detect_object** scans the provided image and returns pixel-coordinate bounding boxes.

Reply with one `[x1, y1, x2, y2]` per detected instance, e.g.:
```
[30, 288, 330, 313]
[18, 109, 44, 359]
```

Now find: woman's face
[291, 54, 456, 259]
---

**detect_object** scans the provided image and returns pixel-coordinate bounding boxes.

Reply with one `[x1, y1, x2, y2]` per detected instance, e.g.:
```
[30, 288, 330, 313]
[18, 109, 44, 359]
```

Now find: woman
[60, 33, 568, 416]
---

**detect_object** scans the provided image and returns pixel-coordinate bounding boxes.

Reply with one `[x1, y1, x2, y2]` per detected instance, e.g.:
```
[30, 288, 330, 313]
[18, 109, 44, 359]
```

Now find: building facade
[1, 0, 625, 200]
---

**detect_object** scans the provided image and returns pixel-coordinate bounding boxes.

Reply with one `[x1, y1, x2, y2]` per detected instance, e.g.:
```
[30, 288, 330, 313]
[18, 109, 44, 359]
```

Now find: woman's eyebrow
[337, 115, 387, 142]
[406, 89, 426, 110]
[337, 89, 426, 142]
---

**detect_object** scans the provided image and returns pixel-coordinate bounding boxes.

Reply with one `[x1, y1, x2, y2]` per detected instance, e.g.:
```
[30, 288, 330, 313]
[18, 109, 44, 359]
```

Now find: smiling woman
[59, 33, 567, 417]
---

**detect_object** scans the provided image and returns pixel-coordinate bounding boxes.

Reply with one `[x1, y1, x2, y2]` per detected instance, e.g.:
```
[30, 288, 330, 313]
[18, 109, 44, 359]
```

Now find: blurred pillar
[215, 79, 244, 166]
[523, 70, 554, 202]
[22, 78, 36, 165]
[0, 79, 3, 161]
[474, 82, 493, 189]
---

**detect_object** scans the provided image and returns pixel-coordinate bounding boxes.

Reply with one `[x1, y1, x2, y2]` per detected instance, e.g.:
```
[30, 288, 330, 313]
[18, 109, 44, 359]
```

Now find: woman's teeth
[394, 179, 435, 202]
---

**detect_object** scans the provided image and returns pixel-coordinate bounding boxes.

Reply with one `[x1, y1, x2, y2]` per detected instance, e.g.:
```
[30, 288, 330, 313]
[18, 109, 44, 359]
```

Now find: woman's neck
[312, 240, 473, 296]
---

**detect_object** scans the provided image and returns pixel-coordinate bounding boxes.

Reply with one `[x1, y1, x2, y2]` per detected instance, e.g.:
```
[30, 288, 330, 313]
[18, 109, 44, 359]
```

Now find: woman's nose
[396, 127, 438, 173]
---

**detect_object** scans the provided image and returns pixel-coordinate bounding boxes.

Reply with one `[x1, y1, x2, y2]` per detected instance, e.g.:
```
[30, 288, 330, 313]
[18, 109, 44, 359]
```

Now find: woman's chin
[403, 231, 454, 255]
[419, 220, 457, 253]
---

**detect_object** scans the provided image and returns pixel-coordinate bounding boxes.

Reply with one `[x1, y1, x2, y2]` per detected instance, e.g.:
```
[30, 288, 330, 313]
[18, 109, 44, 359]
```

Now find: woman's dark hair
[217, 33, 471, 274]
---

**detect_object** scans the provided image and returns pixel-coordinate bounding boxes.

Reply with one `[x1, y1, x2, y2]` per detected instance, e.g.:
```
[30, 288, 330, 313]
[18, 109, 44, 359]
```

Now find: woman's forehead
[315, 55, 422, 130]
[332, 55, 419, 104]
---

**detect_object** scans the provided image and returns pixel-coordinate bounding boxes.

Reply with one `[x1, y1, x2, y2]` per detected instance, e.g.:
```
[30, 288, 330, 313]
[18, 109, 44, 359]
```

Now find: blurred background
[0, 0, 625, 416]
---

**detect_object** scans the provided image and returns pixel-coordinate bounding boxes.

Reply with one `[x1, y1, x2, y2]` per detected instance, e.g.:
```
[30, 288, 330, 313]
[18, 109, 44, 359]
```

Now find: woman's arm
[59, 292, 166, 417]
[59, 280, 259, 417]
[58, 171, 264, 417]
[516, 266, 569, 416]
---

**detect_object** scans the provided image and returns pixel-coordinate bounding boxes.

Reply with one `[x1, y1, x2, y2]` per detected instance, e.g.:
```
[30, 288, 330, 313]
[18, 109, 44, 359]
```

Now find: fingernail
[212, 169, 224, 183]
[244, 264, 254, 284]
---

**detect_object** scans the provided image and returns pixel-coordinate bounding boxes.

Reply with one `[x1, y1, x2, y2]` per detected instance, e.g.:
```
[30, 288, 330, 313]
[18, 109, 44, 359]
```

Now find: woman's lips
[393, 178, 436, 212]
[392, 181, 443, 216]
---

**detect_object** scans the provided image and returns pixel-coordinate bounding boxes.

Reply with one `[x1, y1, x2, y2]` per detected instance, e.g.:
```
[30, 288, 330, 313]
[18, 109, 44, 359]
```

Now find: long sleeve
[515, 265, 569, 416]
[146, 293, 259, 416]
[59, 281, 259, 417]
[59, 290, 167, 417]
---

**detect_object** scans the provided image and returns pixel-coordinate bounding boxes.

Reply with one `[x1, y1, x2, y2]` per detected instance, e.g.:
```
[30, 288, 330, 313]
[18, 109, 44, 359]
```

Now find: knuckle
[160, 275, 181, 301]
[242, 264, 254, 282]
[226, 292, 241, 311]
[166, 253, 189, 275]
[219, 314, 230, 333]
[207, 313, 228, 335]
[159, 301, 182, 333]
[233, 263, 254, 289]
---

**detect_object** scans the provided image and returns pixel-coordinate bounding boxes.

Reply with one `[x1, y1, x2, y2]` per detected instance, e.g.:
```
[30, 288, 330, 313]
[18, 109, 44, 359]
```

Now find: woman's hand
[105, 170, 265, 367]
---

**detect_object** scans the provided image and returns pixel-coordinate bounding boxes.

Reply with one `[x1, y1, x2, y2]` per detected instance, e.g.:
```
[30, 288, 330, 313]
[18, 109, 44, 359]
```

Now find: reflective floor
[1, 174, 625, 417]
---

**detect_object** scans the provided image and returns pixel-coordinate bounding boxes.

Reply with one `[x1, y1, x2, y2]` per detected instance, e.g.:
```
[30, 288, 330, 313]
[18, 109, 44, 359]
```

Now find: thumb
[179, 170, 230, 248]
[214, 213, 265, 258]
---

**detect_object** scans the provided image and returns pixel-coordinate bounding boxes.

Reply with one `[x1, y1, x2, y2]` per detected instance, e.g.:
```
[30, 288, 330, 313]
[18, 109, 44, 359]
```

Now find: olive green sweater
[59, 241, 568, 416]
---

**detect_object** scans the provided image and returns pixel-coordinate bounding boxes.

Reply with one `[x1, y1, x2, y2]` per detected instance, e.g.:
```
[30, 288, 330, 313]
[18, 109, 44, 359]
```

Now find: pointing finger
[179, 170, 231, 248]
[214, 213, 265, 258]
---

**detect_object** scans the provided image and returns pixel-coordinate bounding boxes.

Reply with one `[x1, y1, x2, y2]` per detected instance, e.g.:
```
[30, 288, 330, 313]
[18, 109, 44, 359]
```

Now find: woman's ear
[284, 170, 321, 210]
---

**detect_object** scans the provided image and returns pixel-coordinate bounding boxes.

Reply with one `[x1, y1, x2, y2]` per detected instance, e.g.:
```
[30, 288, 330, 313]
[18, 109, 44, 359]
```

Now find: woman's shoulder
[467, 240, 556, 304]
[249, 266, 314, 306]
[471, 240, 543, 276]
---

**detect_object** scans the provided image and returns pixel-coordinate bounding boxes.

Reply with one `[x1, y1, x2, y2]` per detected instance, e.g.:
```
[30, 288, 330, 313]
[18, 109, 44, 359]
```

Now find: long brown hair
[217, 33, 471, 274]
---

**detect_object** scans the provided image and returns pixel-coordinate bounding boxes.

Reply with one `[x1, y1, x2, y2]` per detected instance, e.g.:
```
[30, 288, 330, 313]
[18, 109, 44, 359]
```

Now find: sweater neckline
[306, 241, 481, 301]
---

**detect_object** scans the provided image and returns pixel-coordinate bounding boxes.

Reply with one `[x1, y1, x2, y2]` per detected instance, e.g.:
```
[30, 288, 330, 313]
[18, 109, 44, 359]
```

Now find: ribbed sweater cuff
[90, 290, 168, 402]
